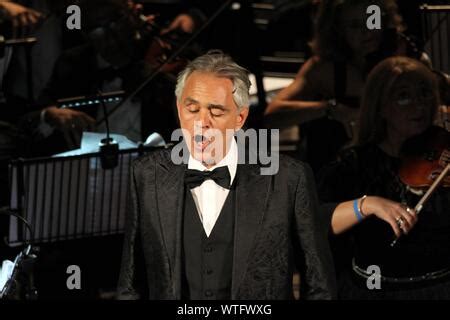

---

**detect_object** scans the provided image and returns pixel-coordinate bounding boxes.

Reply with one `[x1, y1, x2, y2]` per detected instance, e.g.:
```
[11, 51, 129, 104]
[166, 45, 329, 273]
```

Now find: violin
[391, 126, 450, 246]
[144, 32, 189, 75]
[399, 126, 450, 191]
[136, 15, 190, 75]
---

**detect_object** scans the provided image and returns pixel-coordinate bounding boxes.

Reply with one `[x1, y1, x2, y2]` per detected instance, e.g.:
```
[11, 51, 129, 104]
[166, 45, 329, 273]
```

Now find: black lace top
[318, 144, 450, 278]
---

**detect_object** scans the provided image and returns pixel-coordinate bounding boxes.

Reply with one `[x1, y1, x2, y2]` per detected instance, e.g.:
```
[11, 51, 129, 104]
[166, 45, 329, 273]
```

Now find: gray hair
[175, 51, 251, 110]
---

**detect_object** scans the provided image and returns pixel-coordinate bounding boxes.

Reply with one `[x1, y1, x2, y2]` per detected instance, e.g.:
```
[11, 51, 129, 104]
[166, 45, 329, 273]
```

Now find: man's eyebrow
[184, 97, 199, 104]
[207, 104, 227, 110]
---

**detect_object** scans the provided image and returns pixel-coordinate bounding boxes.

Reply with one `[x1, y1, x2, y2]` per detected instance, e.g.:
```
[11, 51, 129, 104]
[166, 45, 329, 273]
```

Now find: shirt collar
[188, 138, 238, 186]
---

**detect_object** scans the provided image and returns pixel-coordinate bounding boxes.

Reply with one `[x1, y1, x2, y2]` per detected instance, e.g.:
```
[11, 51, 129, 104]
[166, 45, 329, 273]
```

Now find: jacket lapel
[154, 145, 273, 298]
[231, 163, 272, 298]
[155, 153, 186, 299]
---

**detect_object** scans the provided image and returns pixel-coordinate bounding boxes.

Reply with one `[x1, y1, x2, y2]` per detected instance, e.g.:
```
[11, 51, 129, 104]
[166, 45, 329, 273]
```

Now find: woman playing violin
[318, 56, 450, 299]
[264, 0, 427, 173]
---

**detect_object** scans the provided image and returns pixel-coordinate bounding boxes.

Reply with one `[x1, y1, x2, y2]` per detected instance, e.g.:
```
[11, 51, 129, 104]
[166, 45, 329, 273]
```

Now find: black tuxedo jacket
[117, 147, 337, 300]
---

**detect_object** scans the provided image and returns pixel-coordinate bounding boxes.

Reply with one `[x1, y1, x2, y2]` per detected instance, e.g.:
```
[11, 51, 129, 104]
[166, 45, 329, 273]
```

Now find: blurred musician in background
[2, 0, 208, 157]
[264, 0, 428, 173]
[0, 1, 45, 210]
[22, 0, 187, 155]
[0, 1, 43, 36]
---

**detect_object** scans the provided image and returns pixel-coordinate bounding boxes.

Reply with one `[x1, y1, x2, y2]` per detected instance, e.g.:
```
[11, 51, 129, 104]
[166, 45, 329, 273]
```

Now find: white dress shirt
[187, 138, 238, 237]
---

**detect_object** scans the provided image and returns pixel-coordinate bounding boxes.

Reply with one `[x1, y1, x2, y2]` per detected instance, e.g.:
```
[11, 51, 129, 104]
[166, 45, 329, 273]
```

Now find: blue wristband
[353, 198, 364, 222]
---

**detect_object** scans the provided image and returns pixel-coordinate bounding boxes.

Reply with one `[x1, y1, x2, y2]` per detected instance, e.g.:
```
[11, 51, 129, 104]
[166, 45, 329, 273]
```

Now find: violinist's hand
[161, 14, 195, 35]
[363, 196, 418, 238]
[43, 106, 95, 149]
[0, 1, 43, 38]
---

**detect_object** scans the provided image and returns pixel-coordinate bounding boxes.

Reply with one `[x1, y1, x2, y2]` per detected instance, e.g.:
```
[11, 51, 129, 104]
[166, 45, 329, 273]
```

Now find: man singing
[117, 52, 337, 299]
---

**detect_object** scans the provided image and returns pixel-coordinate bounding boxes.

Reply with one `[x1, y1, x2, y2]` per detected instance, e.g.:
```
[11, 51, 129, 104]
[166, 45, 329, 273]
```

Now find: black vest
[182, 185, 236, 300]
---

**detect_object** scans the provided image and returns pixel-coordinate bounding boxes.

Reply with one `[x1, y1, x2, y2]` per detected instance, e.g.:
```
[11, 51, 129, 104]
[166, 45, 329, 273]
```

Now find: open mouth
[193, 134, 213, 151]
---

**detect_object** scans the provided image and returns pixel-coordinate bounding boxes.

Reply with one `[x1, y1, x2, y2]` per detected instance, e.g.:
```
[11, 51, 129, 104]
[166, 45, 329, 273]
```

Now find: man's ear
[235, 106, 249, 131]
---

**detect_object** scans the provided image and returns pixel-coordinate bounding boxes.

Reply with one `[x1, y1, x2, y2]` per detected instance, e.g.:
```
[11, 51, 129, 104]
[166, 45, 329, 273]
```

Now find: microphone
[97, 89, 119, 169]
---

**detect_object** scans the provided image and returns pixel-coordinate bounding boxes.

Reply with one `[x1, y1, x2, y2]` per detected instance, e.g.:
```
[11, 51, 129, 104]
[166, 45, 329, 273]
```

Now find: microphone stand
[0, 207, 38, 300]
[96, 0, 235, 126]
[0, 36, 37, 104]
[1, 245, 38, 300]
[97, 89, 119, 169]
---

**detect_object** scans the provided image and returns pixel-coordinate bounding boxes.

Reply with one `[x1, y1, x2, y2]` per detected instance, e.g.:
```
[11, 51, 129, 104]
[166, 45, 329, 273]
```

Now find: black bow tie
[185, 166, 231, 189]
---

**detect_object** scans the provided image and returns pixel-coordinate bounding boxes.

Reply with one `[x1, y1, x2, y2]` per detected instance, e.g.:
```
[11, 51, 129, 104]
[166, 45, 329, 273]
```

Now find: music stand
[7, 145, 156, 246]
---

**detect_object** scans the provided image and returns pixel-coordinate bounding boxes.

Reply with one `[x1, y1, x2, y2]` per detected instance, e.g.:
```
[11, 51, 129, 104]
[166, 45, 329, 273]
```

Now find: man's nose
[197, 108, 212, 128]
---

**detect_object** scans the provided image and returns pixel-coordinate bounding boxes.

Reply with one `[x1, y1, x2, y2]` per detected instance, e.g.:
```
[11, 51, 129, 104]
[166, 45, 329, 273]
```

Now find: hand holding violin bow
[391, 126, 450, 246]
